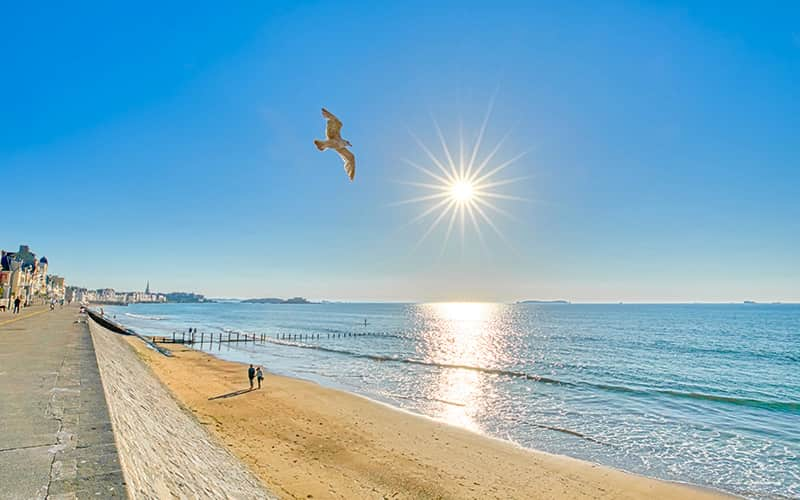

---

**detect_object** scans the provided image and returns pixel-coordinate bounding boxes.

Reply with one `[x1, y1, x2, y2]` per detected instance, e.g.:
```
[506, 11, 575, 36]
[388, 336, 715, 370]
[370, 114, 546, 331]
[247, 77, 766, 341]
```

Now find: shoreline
[121, 330, 732, 499]
[276, 375, 736, 499]
[314, 388, 732, 497]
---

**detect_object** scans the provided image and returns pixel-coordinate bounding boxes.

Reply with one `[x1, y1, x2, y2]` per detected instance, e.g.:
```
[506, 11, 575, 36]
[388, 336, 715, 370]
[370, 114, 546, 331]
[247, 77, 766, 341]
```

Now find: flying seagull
[314, 108, 355, 181]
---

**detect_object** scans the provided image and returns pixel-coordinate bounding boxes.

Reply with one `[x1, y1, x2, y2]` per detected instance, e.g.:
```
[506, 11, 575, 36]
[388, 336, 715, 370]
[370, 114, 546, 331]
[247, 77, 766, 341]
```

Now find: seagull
[314, 108, 355, 181]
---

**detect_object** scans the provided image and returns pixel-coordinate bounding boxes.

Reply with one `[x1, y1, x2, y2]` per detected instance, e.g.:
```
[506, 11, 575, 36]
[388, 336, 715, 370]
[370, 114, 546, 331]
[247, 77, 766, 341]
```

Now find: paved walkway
[0, 306, 126, 499]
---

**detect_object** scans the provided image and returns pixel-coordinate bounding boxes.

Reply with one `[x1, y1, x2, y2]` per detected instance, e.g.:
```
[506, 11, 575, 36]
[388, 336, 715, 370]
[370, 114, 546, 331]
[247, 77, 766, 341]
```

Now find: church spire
[145, 280, 150, 294]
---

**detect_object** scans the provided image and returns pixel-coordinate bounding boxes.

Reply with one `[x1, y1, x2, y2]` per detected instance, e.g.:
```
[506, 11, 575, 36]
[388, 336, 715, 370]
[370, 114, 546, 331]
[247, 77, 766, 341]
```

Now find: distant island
[165, 292, 210, 303]
[516, 300, 571, 304]
[241, 297, 314, 304]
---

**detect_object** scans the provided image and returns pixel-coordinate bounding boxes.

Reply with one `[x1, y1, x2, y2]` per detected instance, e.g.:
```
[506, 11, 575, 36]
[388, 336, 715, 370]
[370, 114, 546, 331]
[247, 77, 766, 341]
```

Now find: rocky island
[241, 297, 313, 304]
[516, 300, 571, 304]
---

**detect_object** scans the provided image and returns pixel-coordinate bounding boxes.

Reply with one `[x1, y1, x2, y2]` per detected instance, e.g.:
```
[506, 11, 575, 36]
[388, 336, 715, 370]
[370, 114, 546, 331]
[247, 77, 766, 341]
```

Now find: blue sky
[2, 1, 798, 302]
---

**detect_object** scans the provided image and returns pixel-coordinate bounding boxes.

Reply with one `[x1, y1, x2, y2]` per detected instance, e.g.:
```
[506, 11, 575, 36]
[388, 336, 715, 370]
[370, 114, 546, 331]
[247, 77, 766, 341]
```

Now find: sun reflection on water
[417, 302, 505, 431]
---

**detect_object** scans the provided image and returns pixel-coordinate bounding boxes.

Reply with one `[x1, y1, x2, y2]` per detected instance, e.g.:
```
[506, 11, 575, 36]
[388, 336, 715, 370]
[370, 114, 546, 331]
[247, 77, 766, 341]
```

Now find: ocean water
[105, 302, 799, 498]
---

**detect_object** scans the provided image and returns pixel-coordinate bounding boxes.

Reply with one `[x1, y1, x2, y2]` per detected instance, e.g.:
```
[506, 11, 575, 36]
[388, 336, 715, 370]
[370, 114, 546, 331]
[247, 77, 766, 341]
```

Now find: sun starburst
[395, 100, 528, 253]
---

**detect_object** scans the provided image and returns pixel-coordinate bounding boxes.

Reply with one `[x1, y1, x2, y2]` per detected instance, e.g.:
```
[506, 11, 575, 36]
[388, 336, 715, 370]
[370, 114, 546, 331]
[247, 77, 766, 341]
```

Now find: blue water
[106, 302, 800, 498]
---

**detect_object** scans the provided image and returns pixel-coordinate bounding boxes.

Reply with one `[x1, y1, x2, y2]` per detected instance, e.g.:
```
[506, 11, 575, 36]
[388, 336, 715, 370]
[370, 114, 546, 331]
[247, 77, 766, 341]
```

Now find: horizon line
[198, 298, 799, 305]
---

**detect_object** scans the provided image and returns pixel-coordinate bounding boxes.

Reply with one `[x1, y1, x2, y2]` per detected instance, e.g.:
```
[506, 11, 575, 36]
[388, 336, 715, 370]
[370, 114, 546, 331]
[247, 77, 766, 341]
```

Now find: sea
[104, 302, 799, 499]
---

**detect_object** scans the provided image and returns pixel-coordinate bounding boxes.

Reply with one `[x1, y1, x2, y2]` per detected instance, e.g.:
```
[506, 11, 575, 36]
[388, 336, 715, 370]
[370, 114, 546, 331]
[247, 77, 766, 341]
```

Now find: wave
[124, 313, 168, 321]
[656, 389, 800, 412]
[590, 383, 800, 412]
[375, 391, 609, 446]
[264, 338, 567, 384]
[263, 338, 800, 413]
[532, 424, 609, 446]
[649, 342, 800, 365]
[378, 391, 466, 407]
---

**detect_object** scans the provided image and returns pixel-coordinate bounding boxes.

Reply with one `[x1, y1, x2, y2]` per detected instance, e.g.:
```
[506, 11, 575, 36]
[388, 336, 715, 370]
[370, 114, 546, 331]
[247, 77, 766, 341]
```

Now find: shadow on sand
[208, 388, 253, 401]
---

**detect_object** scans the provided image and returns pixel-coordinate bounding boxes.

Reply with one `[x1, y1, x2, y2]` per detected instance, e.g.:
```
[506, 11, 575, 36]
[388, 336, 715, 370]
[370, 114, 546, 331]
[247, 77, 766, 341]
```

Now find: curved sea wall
[88, 318, 276, 499]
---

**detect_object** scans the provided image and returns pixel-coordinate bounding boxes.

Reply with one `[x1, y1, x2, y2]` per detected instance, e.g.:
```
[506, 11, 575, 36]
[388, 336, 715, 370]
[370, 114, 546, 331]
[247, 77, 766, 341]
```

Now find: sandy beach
[114, 327, 732, 499]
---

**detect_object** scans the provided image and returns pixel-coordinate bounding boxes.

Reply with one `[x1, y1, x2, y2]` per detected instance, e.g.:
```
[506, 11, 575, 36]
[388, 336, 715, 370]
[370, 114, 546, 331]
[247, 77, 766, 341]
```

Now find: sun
[451, 181, 474, 202]
[394, 98, 528, 252]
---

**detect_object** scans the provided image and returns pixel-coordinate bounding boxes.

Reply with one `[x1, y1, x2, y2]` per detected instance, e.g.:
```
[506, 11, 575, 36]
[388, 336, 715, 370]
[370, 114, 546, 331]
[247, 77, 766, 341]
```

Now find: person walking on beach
[256, 366, 264, 389]
[248, 364, 256, 390]
[13, 296, 21, 314]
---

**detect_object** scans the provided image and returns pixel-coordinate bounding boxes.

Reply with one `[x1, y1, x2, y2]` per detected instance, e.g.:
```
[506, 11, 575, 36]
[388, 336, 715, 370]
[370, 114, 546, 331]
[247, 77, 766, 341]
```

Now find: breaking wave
[264, 339, 800, 413]
[124, 313, 167, 321]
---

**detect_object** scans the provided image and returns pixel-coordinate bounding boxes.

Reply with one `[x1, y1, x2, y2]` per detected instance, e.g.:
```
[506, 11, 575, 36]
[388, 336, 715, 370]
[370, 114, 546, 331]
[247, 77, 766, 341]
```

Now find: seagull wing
[322, 108, 343, 140]
[334, 147, 355, 181]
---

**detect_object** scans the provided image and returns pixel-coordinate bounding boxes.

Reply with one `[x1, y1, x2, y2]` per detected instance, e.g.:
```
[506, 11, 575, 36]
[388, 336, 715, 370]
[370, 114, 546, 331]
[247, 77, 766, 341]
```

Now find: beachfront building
[65, 286, 81, 304]
[127, 281, 166, 303]
[69, 287, 101, 304]
[0, 245, 64, 307]
[72, 284, 167, 305]
[47, 275, 66, 301]
[0, 252, 23, 309]
[36, 257, 49, 295]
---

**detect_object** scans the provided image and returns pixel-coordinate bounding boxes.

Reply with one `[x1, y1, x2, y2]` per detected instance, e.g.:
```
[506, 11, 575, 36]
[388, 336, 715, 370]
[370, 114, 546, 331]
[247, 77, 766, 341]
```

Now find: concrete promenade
[0, 306, 126, 499]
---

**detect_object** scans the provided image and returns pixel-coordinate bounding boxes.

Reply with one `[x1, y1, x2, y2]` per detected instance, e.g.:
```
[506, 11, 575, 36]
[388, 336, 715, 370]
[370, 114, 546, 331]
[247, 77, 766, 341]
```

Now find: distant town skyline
[5, 248, 794, 305]
[2, 2, 798, 303]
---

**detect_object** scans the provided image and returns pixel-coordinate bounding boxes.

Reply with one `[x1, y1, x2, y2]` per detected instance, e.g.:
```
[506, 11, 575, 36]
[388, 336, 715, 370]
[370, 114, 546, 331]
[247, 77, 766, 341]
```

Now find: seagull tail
[314, 139, 326, 151]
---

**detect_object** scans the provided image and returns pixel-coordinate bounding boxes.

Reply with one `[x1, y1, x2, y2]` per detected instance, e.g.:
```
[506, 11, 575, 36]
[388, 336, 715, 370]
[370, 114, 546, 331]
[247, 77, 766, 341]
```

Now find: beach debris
[314, 108, 355, 181]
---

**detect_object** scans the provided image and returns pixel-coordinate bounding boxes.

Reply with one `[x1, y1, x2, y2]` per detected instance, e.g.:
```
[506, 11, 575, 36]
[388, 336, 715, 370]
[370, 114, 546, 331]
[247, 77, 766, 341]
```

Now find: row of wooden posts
[152, 330, 382, 346]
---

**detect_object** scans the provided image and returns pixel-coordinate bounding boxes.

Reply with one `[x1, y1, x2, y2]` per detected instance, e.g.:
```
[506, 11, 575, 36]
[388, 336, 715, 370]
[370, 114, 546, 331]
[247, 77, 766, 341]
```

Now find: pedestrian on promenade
[13, 296, 21, 314]
[256, 366, 264, 389]
[50, 298, 55, 311]
[248, 364, 256, 390]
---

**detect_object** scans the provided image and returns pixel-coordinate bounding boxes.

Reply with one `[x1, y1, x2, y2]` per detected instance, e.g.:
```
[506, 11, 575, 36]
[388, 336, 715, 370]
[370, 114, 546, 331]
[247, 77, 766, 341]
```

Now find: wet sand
[119, 333, 731, 499]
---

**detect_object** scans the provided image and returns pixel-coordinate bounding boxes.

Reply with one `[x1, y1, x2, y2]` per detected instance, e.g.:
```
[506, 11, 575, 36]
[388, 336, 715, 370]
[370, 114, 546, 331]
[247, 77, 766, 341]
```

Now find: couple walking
[248, 364, 264, 390]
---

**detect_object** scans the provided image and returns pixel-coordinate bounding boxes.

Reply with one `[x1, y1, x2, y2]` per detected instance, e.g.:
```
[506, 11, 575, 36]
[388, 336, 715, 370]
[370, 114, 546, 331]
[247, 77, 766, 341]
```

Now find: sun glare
[451, 181, 474, 202]
[394, 98, 529, 252]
